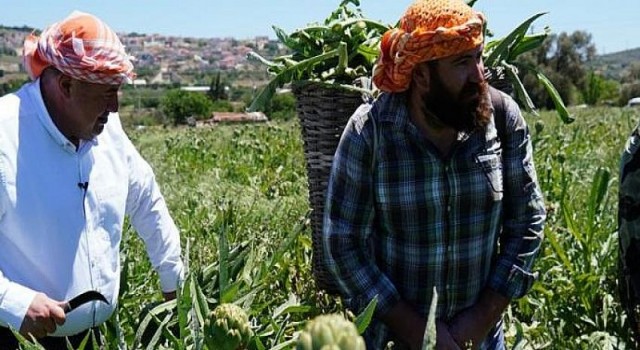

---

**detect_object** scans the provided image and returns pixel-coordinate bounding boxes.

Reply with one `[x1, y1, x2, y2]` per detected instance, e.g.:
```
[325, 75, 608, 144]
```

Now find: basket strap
[489, 86, 507, 143]
[370, 109, 378, 173]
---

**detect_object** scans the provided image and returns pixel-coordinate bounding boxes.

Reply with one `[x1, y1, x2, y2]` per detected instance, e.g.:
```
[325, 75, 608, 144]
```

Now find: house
[210, 111, 268, 123]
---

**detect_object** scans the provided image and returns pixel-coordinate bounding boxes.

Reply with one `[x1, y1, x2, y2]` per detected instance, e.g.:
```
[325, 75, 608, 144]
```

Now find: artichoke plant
[296, 314, 366, 350]
[204, 303, 253, 350]
[247, 0, 389, 112]
[249, 0, 571, 123]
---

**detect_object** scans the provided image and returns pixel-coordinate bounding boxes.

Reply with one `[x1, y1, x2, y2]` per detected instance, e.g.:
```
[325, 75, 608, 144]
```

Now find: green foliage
[160, 89, 213, 125]
[265, 92, 297, 121]
[208, 71, 229, 101]
[0, 78, 29, 96]
[61, 105, 635, 349]
[422, 288, 438, 350]
[620, 83, 640, 106]
[509, 106, 640, 349]
[249, 0, 571, 124]
[622, 62, 640, 84]
[483, 12, 573, 123]
[247, 0, 390, 111]
[583, 71, 620, 106]
[211, 99, 235, 112]
[599, 78, 621, 106]
[120, 86, 164, 109]
[518, 31, 597, 113]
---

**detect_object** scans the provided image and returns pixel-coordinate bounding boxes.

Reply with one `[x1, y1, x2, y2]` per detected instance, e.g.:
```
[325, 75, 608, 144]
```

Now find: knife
[62, 290, 109, 313]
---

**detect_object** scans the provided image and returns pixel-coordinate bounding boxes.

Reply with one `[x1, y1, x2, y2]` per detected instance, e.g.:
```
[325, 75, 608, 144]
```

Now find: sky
[1, 1, 639, 55]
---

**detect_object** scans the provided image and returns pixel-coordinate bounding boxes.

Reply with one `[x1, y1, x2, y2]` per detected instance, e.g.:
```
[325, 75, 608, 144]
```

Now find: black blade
[64, 290, 109, 313]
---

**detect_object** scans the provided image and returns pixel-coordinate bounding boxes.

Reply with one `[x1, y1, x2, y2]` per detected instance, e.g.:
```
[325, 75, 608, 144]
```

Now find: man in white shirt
[0, 11, 183, 348]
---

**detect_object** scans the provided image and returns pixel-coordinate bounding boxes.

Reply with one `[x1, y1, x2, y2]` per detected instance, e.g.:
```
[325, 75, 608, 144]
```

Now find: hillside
[2, 24, 639, 85]
[589, 47, 640, 80]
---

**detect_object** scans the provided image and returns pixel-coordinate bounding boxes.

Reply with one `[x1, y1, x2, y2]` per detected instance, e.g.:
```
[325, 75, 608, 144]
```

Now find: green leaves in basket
[247, 0, 390, 112]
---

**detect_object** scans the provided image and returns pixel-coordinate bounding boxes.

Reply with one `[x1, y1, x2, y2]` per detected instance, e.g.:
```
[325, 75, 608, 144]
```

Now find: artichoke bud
[296, 314, 366, 350]
[534, 120, 545, 133]
[204, 303, 253, 350]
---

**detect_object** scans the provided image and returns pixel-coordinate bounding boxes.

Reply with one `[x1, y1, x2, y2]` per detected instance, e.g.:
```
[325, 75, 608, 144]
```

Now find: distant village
[0, 25, 288, 87]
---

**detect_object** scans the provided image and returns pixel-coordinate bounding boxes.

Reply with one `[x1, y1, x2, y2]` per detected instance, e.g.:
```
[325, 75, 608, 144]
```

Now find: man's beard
[422, 67, 493, 132]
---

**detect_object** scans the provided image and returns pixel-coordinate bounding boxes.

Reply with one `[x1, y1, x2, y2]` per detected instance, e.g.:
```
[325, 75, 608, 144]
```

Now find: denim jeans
[481, 319, 505, 350]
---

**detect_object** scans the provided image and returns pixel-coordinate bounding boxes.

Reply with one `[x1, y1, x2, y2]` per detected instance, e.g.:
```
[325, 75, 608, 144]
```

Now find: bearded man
[322, 0, 546, 349]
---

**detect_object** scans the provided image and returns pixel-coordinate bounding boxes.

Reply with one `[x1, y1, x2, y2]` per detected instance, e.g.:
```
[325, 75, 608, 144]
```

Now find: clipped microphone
[77, 182, 89, 190]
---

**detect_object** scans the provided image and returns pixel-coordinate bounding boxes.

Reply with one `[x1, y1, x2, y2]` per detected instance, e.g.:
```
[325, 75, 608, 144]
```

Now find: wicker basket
[292, 81, 365, 294]
[292, 70, 510, 294]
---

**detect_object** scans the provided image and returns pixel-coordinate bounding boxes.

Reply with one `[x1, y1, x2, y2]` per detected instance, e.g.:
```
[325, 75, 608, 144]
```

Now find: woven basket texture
[292, 81, 365, 294]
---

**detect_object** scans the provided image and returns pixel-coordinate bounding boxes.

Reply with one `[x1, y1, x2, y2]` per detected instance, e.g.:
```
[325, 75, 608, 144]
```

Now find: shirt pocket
[473, 150, 503, 201]
[93, 185, 127, 246]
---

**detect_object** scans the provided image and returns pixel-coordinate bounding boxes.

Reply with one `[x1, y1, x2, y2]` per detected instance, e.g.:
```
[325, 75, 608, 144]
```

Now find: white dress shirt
[0, 80, 183, 336]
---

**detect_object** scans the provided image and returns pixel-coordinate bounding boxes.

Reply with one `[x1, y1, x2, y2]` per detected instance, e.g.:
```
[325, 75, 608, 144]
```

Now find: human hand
[435, 320, 462, 350]
[19, 293, 66, 338]
[448, 288, 509, 350]
[447, 307, 486, 350]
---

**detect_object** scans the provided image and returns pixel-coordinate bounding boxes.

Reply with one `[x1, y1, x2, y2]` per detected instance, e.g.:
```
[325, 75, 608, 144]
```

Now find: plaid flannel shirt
[323, 91, 546, 349]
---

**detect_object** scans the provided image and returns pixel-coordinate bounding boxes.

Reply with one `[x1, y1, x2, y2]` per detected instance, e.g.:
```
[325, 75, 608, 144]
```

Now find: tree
[265, 92, 297, 121]
[518, 30, 597, 108]
[622, 62, 640, 84]
[620, 83, 640, 106]
[208, 71, 228, 101]
[160, 89, 213, 125]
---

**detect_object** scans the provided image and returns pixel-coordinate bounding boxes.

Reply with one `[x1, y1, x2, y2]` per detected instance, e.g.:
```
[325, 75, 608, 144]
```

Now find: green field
[23, 106, 640, 349]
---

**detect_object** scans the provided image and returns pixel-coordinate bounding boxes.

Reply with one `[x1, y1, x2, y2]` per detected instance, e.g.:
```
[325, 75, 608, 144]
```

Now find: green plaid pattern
[323, 92, 546, 349]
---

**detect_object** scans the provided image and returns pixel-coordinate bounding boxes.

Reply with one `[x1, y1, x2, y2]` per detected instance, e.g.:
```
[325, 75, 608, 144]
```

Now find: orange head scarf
[23, 11, 135, 85]
[373, 0, 485, 93]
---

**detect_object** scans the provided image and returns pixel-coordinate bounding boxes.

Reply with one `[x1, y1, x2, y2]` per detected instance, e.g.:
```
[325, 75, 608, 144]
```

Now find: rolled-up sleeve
[124, 141, 184, 293]
[488, 99, 546, 299]
[323, 109, 401, 315]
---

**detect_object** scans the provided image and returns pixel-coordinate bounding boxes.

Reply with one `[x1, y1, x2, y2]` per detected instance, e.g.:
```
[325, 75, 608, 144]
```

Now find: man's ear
[57, 73, 73, 99]
[412, 63, 431, 92]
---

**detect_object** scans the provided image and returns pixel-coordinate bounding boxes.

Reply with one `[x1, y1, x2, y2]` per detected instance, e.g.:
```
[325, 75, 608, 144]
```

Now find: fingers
[435, 321, 462, 350]
[50, 304, 67, 326]
[42, 317, 56, 334]
[19, 293, 66, 338]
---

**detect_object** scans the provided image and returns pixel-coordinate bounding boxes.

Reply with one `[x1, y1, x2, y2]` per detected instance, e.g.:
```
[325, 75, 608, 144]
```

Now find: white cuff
[0, 283, 37, 331]
[158, 261, 184, 293]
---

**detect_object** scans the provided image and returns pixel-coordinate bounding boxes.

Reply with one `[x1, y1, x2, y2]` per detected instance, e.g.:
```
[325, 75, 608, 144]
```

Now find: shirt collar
[373, 92, 410, 129]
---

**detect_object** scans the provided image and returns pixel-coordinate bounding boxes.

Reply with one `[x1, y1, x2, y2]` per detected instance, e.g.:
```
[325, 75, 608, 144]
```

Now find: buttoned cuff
[488, 259, 538, 299]
[0, 283, 37, 331]
[157, 261, 184, 293]
[361, 278, 401, 317]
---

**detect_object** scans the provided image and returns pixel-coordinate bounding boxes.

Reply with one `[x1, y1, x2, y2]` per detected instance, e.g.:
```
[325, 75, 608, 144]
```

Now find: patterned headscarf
[23, 11, 135, 85]
[373, 0, 485, 92]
